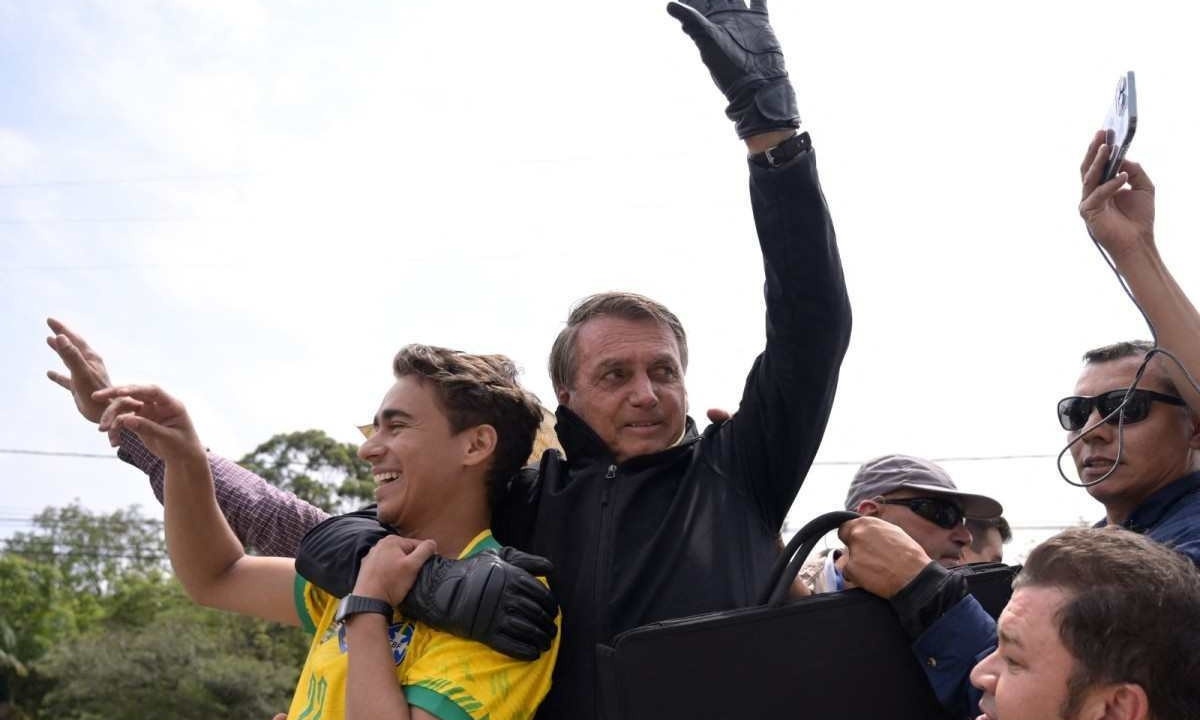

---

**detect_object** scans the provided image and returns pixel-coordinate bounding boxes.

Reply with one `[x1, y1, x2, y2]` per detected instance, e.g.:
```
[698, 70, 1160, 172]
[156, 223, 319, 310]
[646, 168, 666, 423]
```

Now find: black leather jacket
[298, 144, 851, 720]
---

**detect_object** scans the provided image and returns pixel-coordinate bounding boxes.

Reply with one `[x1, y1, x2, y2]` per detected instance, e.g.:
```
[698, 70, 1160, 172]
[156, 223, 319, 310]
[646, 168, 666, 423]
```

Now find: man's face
[557, 316, 687, 463]
[962, 527, 1004, 564]
[1068, 357, 1199, 520]
[971, 586, 1084, 720]
[358, 376, 475, 532]
[865, 491, 972, 567]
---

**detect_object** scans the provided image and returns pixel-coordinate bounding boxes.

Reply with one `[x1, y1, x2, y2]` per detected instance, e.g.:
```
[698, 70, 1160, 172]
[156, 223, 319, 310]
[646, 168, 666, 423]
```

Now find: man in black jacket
[48, 2, 851, 719]
[300, 3, 851, 717]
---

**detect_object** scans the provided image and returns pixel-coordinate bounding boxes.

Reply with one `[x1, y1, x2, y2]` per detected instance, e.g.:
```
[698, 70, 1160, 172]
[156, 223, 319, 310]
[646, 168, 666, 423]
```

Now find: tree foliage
[3, 503, 166, 596]
[36, 578, 307, 720]
[0, 503, 310, 719]
[238, 429, 374, 513]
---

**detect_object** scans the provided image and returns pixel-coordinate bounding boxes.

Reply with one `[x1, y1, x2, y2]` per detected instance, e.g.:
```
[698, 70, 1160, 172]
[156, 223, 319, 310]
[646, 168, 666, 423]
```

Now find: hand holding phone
[1101, 71, 1137, 182]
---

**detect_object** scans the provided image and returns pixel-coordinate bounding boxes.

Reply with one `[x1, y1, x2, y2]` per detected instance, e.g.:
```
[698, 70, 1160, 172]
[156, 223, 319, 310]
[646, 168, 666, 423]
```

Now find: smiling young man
[94, 345, 559, 720]
[969, 528, 1200, 720]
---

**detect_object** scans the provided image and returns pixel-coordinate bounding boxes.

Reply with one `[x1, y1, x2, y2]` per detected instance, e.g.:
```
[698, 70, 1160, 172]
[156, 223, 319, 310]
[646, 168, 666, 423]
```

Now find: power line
[0, 448, 117, 459]
[0, 215, 239, 225]
[4, 548, 167, 561]
[0, 516, 162, 525]
[811, 453, 1057, 467]
[0, 173, 256, 189]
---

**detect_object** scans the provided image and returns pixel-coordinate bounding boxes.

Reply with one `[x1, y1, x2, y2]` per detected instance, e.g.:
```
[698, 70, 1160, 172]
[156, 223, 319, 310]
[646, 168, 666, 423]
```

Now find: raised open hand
[45, 318, 114, 424]
[93, 384, 204, 465]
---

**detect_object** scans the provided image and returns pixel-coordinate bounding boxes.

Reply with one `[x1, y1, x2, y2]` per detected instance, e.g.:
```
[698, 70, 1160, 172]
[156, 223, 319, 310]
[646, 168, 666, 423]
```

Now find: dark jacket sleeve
[911, 596, 995, 719]
[293, 467, 543, 596]
[890, 562, 995, 720]
[295, 507, 391, 597]
[706, 138, 852, 530]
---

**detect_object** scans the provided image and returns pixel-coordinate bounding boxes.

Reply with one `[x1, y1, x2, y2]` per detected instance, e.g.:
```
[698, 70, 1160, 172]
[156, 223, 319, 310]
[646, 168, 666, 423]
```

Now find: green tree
[36, 576, 309, 720]
[238, 429, 374, 514]
[0, 555, 81, 720]
[3, 503, 166, 597]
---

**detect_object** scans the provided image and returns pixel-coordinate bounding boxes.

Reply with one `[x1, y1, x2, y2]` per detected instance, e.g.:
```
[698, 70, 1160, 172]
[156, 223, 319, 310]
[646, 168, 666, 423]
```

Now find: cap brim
[899, 483, 1004, 519]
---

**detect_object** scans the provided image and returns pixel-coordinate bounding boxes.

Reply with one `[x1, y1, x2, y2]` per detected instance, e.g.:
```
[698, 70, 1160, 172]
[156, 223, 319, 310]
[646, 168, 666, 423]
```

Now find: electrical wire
[1055, 225, 1200, 488]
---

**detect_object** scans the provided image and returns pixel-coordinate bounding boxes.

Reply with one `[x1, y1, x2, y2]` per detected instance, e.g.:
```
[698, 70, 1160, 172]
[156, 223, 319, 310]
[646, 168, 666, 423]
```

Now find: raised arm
[669, 1, 852, 530]
[45, 317, 330, 555]
[95, 384, 299, 626]
[1078, 133, 1200, 413]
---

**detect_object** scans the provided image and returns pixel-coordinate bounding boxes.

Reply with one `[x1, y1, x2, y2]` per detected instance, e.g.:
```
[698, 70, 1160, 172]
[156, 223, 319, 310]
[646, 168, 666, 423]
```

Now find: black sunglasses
[874, 496, 965, 530]
[1056, 389, 1185, 432]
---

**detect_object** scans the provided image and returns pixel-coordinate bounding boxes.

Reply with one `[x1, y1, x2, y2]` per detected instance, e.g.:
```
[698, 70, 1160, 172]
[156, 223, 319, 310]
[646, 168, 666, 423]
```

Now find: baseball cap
[844, 454, 1003, 519]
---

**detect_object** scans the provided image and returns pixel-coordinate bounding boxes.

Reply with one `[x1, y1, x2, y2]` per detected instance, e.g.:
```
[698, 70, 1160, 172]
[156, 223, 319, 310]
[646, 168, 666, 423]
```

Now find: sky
[3, 0, 1200, 563]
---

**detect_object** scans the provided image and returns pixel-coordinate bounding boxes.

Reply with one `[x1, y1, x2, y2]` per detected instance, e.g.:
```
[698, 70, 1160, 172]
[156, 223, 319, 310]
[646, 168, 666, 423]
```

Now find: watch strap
[335, 594, 394, 624]
[751, 131, 812, 169]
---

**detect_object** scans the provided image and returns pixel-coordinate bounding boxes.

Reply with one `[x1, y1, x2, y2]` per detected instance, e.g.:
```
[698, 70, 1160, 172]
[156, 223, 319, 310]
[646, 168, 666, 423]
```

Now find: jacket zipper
[594, 463, 617, 718]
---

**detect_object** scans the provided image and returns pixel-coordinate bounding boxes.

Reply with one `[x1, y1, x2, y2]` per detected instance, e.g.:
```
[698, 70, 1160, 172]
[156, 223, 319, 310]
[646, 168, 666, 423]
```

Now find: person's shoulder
[404, 620, 559, 719]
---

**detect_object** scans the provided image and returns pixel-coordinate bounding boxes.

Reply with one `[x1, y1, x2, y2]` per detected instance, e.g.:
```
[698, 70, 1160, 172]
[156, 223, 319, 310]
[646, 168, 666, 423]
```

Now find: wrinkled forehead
[575, 316, 683, 368]
[1073, 355, 1175, 396]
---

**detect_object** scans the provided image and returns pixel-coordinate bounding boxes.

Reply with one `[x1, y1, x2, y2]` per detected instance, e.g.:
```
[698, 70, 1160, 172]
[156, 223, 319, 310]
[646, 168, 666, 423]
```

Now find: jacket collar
[553, 405, 700, 467]
[1100, 471, 1200, 532]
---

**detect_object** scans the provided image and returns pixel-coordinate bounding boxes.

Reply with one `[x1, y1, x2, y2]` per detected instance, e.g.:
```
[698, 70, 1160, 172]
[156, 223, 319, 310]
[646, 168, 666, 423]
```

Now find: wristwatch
[334, 594, 394, 624]
[751, 131, 812, 169]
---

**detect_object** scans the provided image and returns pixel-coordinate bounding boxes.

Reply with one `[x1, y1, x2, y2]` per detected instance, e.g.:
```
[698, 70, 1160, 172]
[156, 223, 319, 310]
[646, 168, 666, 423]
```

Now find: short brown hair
[1082, 340, 1181, 396]
[548, 292, 688, 394]
[1014, 527, 1200, 719]
[393, 345, 545, 499]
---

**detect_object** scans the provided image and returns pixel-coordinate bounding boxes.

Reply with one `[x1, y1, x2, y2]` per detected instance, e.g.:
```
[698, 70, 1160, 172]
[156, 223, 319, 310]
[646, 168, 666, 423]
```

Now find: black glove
[400, 547, 558, 661]
[667, 0, 801, 139]
[295, 510, 558, 660]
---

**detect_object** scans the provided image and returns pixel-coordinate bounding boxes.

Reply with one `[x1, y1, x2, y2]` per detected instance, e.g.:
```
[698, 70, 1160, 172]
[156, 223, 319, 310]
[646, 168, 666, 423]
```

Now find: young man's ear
[462, 425, 498, 468]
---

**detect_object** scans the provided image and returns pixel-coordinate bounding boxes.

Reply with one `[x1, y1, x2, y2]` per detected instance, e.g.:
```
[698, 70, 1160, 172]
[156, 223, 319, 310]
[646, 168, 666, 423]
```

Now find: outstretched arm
[669, 1, 852, 530]
[45, 317, 330, 555]
[1078, 133, 1200, 413]
[96, 384, 299, 626]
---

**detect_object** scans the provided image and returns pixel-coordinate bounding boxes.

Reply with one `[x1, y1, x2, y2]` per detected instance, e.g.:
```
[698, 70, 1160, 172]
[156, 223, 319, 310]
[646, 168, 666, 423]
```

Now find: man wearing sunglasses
[840, 135, 1200, 720]
[1058, 341, 1200, 566]
[798, 454, 1002, 593]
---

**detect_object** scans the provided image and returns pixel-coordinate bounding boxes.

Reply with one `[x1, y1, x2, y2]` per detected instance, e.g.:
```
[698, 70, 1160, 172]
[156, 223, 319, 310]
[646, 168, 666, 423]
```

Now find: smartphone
[1101, 71, 1137, 182]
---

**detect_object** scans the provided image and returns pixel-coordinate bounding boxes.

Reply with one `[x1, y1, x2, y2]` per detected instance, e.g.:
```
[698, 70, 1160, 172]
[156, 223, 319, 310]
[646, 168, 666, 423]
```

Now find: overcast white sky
[4, 1, 1199, 561]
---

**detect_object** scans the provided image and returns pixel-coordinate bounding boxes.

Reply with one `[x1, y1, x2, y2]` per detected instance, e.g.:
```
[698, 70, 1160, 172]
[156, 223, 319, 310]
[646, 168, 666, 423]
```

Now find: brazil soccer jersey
[287, 530, 559, 720]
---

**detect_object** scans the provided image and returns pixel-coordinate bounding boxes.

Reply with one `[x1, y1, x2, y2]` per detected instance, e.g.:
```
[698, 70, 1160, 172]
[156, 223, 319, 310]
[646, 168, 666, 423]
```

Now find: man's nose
[969, 649, 999, 692]
[628, 372, 660, 407]
[358, 434, 382, 461]
[1078, 408, 1115, 444]
[951, 522, 972, 547]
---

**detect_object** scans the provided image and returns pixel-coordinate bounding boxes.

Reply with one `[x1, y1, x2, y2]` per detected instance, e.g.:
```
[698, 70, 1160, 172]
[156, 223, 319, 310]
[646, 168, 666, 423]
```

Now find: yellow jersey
[287, 530, 559, 720]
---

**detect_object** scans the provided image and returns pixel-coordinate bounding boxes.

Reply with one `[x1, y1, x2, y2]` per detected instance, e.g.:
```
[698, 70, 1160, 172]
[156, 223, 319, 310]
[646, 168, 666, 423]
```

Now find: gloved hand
[296, 508, 558, 661]
[400, 547, 558, 661]
[667, 0, 801, 139]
